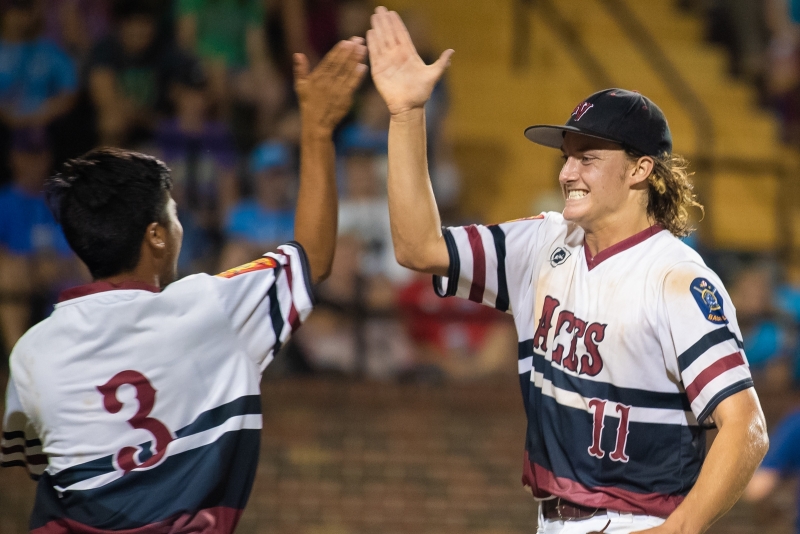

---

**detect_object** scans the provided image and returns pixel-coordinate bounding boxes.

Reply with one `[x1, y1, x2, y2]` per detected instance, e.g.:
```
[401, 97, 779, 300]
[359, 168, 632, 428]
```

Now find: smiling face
[559, 132, 647, 232]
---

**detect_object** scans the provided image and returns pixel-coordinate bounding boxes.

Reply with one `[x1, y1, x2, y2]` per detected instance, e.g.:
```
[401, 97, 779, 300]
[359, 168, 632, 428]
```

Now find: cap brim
[523, 125, 621, 149]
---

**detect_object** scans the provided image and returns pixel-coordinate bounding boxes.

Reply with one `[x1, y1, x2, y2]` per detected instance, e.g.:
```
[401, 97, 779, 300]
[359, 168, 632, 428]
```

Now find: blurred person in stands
[220, 141, 295, 271]
[153, 54, 238, 275]
[88, 0, 175, 146]
[0, 0, 77, 134]
[43, 0, 110, 68]
[296, 131, 413, 378]
[0, 128, 83, 356]
[397, 272, 516, 381]
[744, 407, 800, 533]
[729, 261, 797, 387]
[176, 0, 285, 139]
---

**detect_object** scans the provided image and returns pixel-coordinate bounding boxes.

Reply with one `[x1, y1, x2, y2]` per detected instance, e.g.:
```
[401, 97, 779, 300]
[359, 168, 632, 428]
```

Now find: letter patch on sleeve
[217, 257, 278, 279]
[690, 277, 728, 325]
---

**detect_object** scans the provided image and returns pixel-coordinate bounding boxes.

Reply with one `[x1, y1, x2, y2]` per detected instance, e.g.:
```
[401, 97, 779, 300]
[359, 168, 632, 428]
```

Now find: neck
[98, 268, 162, 289]
[582, 211, 653, 257]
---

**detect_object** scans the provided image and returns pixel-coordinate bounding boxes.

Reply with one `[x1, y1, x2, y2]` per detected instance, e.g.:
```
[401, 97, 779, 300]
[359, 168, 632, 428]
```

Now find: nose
[559, 156, 579, 185]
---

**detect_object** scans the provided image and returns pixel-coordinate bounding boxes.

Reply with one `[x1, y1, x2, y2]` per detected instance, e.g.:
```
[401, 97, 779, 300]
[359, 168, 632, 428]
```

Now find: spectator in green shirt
[177, 0, 285, 138]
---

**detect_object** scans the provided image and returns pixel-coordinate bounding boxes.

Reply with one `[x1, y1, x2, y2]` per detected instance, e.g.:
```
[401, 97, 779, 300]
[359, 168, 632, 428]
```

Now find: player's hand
[367, 6, 454, 116]
[294, 37, 368, 135]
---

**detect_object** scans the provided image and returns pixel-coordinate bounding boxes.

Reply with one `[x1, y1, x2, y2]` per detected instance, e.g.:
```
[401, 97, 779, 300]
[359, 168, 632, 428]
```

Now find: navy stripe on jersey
[488, 225, 509, 312]
[677, 327, 744, 372]
[267, 277, 285, 353]
[522, 380, 705, 500]
[519, 340, 693, 411]
[433, 229, 460, 298]
[287, 241, 316, 305]
[31, 429, 260, 531]
[52, 395, 261, 488]
[696, 378, 755, 425]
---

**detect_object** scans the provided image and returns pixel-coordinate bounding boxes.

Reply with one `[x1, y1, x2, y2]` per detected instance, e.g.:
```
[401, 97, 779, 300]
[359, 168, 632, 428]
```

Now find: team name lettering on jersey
[532, 296, 606, 376]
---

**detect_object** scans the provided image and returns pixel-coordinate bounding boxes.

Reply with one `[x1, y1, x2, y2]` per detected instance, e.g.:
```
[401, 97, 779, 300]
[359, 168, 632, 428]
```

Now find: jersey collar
[58, 281, 161, 303]
[584, 224, 665, 271]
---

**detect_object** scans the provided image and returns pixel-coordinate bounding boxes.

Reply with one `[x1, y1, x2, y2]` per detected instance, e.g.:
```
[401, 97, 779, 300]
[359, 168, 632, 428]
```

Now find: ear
[628, 155, 654, 187]
[144, 221, 168, 256]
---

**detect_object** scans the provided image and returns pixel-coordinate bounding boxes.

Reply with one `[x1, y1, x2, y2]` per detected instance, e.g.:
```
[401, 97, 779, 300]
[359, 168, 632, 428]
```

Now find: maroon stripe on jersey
[685, 352, 746, 403]
[58, 281, 160, 303]
[275, 252, 301, 331]
[584, 224, 664, 271]
[31, 506, 243, 534]
[524, 453, 683, 517]
[465, 226, 486, 304]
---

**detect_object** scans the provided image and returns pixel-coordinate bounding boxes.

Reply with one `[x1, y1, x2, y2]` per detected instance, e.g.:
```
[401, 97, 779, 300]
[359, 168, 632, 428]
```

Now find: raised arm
[293, 38, 367, 283]
[367, 7, 453, 276]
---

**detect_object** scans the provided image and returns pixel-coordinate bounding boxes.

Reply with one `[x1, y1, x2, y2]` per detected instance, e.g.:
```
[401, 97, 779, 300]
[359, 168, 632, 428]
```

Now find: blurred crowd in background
[0, 0, 798, 393]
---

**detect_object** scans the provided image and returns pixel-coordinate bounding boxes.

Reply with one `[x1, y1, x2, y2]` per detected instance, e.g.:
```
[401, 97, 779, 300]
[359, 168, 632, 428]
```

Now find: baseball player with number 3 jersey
[366, 7, 769, 534]
[1, 38, 368, 533]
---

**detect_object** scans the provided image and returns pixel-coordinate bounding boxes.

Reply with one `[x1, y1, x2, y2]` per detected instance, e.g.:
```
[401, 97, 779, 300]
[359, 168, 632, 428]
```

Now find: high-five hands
[367, 6, 454, 116]
[294, 37, 368, 134]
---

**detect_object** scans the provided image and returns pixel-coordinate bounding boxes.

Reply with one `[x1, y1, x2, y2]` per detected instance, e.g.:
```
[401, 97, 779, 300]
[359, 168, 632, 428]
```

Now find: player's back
[3, 244, 313, 533]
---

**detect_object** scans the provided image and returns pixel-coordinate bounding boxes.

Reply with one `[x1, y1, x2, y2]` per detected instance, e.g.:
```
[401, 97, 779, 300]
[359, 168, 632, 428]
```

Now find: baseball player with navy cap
[366, 7, 768, 534]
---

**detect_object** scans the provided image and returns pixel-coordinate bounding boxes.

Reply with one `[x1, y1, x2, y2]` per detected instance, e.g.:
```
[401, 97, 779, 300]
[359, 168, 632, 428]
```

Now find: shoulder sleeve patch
[690, 277, 728, 324]
[216, 257, 278, 279]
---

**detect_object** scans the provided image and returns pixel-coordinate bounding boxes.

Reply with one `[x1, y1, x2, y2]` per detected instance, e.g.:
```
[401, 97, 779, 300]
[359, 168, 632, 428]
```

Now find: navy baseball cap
[524, 88, 672, 157]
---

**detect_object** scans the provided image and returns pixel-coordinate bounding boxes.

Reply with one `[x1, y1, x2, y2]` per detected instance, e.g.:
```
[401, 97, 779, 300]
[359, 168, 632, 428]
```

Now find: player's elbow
[752, 414, 769, 461]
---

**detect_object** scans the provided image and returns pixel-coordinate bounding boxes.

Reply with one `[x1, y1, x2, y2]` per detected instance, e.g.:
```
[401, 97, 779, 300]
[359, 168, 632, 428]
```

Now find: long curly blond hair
[626, 149, 704, 237]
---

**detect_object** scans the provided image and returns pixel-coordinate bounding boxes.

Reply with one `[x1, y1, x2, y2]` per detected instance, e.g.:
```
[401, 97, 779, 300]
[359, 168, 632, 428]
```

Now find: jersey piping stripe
[274, 251, 301, 331]
[432, 229, 460, 297]
[267, 275, 285, 354]
[677, 327, 743, 372]
[51, 395, 262, 489]
[696, 378, 754, 425]
[520, 340, 692, 411]
[465, 225, 486, 303]
[488, 225, 509, 312]
[684, 352, 746, 403]
[531, 364, 697, 426]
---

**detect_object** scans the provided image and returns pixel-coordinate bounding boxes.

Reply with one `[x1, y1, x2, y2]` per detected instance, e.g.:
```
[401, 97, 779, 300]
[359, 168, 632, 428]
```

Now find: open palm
[367, 7, 454, 116]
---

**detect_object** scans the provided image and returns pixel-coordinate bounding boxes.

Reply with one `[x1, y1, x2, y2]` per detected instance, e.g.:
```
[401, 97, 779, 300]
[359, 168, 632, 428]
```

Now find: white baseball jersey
[1, 243, 313, 533]
[434, 212, 753, 517]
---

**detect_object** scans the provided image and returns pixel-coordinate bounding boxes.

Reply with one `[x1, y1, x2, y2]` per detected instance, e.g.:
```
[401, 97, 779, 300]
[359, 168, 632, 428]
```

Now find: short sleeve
[659, 262, 754, 426]
[761, 411, 800, 475]
[210, 242, 314, 371]
[433, 215, 546, 313]
[1, 375, 46, 480]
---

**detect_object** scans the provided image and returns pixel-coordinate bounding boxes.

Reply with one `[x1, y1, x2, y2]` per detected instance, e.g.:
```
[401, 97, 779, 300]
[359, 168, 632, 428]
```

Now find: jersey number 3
[587, 398, 631, 463]
[97, 370, 174, 473]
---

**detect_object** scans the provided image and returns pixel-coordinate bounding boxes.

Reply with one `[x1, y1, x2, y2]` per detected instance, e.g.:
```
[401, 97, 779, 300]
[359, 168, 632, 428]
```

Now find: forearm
[388, 108, 447, 275]
[664, 416, 768, 533]
[293, 122, 337, 284]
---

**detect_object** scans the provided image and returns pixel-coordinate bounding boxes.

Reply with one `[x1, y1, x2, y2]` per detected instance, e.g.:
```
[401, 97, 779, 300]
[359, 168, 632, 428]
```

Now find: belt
[541, 497, 606, 521]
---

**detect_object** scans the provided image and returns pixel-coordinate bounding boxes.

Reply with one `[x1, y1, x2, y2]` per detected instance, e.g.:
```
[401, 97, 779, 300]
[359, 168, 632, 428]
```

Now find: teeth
[567, 190, 588, 199]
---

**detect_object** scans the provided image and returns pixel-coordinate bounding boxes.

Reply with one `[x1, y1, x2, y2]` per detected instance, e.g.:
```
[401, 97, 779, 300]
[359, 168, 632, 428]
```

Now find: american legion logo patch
[691, 277, 728, 325]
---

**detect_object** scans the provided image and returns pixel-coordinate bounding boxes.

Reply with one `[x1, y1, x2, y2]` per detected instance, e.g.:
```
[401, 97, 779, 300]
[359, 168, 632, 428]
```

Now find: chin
[562, 204, 588, 224]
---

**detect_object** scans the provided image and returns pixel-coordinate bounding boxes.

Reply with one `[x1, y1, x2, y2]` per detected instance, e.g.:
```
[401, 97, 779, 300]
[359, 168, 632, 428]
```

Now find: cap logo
[571, 102, 593, 121]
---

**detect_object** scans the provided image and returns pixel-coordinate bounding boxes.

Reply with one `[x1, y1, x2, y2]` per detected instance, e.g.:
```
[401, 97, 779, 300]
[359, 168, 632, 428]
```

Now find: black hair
[46, 148, 173, 279]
